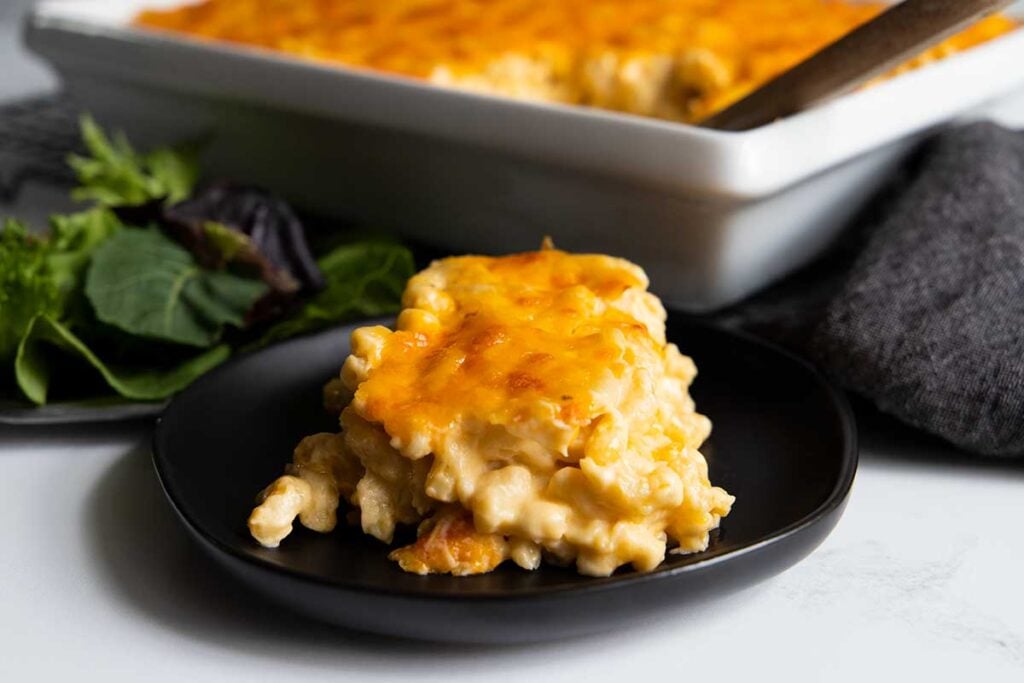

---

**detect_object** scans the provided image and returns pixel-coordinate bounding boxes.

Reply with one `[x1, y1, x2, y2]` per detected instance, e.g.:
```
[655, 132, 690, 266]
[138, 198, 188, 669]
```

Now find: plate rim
[152, 316, 858, 601]
[0, 399, 165, 425]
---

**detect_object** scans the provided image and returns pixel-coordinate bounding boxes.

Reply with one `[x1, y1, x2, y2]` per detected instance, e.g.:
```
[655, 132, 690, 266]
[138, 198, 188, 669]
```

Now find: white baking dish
[24, 0, 1024, 310]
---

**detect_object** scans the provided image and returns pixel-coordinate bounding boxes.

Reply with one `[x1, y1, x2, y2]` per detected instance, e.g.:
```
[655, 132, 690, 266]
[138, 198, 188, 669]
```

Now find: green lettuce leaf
[0, 220, 61, 364]
[68, 115, 198, 207]
[15, 314, 229, 404]
[254, 241, 414, 347]
[46, 208, 123, 314]
[0, 209, 123, 369]
[85, 228, 269, 347]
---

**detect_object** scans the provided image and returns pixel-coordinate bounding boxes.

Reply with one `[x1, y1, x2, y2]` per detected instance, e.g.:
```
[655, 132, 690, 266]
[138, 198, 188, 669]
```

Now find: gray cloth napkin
[714, 122, 1024, 457]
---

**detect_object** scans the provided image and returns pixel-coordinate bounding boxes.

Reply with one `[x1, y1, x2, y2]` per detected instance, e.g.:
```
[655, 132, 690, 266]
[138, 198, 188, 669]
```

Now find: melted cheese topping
[136, 0, 1016, 123]
[250, 246, 733, 576]
[350, 251, 661, 456]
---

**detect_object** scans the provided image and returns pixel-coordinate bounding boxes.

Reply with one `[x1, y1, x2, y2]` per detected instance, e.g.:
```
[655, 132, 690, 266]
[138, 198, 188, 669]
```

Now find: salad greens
[0, 208, 123, 362]
[15, 315, 230, 405]
[162, 183, 325, 294]
[0, 116, 413, 405]
[86, 228, 268, 347]
[0, 220, 61, 363]
[256, 241, 414, 347]
[68, 116, 199, 207]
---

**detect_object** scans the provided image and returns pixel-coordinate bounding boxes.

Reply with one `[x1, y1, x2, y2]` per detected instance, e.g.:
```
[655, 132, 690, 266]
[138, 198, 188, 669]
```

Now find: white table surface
[3, 2, 1024, 680]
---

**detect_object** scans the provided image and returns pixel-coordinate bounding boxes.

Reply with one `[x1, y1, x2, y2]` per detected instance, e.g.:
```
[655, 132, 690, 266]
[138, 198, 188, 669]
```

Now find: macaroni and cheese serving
[136, 0, 1016, 124]
[249, 245, 734, 576]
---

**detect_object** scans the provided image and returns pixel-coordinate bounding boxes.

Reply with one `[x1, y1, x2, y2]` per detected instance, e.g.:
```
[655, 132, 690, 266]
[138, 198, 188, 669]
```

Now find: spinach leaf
[15, 314, 229, 404]
[68, 115, 198, 207]
[254, 241, 413, 347]
[85, 228, 268, 347]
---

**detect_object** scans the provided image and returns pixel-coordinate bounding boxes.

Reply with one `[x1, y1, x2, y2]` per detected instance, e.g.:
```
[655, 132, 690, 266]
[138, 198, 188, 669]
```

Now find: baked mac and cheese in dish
[137, 0, 1016, 125]
[249, 245, 733, 576]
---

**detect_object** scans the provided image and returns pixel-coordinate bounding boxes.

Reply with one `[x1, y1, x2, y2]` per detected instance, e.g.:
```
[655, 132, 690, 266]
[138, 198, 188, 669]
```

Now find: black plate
[0, 399, 164, 425]
[154, 314, 857, 643]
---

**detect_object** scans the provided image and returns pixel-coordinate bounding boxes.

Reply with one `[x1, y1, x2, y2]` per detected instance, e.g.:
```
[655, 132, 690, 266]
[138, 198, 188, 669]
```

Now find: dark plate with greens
[0, 398, 164, 425]
[0, 117, 413, 423]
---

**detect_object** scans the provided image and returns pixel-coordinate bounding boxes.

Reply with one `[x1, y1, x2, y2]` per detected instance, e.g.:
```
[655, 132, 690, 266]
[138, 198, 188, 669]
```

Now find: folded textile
[715, 122, 1024, 457]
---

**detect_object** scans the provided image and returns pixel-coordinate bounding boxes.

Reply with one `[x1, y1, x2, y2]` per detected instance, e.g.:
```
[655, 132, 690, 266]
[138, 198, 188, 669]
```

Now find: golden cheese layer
[136, 0, 1016, 124]
[249, 246, 733, 576]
